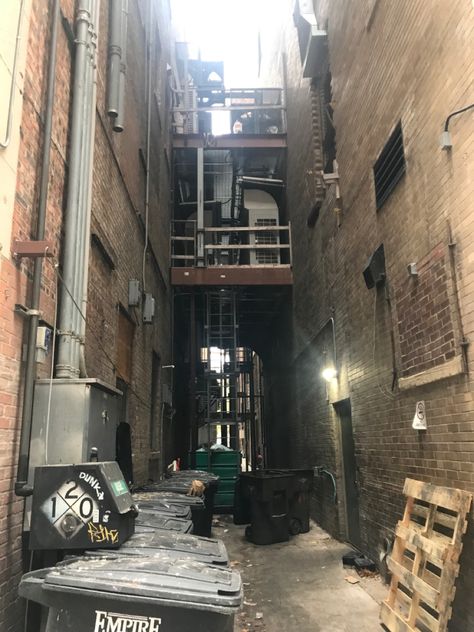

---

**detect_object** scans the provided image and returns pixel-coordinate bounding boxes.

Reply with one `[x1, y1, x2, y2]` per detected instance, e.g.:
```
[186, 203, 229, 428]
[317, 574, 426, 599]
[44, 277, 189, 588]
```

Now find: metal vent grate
[374, 121, 405, 210]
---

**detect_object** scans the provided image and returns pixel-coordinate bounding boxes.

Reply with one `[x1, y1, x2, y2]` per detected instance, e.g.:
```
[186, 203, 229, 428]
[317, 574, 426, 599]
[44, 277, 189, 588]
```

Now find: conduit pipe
[0, 0, 25, 149]
[56, 1, 97, 378]
[142, 0, 153, 292]
[16, 0, 60, 496]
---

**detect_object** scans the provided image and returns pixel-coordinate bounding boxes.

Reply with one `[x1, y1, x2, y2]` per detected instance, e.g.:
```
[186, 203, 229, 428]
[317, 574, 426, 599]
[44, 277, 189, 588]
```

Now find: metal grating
[255, 218, 279, 264]
[374, 121, 405, 210]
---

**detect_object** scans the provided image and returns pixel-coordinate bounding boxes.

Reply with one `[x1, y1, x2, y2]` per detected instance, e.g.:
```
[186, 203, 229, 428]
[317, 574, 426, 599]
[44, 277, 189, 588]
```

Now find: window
[374, 121, 406, 210]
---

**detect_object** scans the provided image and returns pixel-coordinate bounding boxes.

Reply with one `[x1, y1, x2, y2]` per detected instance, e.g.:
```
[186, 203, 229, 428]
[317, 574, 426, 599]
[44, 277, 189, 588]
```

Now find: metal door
[335, 399, 360, 547]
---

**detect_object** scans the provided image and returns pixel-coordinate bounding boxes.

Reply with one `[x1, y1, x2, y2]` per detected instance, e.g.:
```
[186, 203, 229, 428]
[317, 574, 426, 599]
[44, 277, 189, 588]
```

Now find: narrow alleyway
[214, 517, 385, 632]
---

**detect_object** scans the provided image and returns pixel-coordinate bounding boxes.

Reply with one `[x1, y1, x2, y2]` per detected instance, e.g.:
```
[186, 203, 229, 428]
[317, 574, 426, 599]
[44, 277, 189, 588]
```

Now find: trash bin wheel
[289, 518, 302, 536]
[245, 525, 252, 541]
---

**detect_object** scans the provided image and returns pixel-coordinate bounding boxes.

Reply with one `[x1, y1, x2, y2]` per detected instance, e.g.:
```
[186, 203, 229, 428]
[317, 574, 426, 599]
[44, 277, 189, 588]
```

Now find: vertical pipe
[16, 0, 60, 495]
[113, 0, 128, 132]
[197, 147, 204, 263]
[189, 292, 197, 451]
[79, 0, 101, 377]
[142, 0, 153, 292]
[107, 0, 122, 117]
[71, 2, 93, 375]
[56, 2, 92, 378]
[0, 0, 25, 149]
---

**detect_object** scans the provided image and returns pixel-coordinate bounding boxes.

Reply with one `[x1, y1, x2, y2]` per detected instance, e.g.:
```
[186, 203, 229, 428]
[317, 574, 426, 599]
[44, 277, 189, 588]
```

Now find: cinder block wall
[0, 1, 173, 629]
[260, 0, 474, 628]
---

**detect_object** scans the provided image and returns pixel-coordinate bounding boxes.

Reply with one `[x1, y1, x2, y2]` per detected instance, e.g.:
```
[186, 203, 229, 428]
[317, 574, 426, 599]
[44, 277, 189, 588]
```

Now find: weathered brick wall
[0, 1, 173, 629]
[260, 0, 474, 627]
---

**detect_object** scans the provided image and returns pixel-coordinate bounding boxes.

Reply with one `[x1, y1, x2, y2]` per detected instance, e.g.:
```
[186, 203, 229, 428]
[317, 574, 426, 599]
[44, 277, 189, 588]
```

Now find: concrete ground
[213, 517, 386, 632]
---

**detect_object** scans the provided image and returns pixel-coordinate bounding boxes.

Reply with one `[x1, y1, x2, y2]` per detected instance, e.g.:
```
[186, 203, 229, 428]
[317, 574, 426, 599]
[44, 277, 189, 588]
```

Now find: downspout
[0, 0, 25, 149]
[79, 0, 101, 377]
[56, 2, 92, 378]
[113, 0, 128, 133]
[15, 0, 60, 496]
[71, 5, 94, 376]
[107, 0, 122, 118]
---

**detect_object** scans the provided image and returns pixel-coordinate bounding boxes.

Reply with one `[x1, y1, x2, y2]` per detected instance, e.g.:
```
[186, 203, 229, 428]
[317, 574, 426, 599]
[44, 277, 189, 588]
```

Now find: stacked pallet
[381, 478, 472, 632]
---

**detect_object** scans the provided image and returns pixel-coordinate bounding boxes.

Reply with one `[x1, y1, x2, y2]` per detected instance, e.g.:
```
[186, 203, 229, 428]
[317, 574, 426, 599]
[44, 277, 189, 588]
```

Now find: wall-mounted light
[322, 366, 337, 382]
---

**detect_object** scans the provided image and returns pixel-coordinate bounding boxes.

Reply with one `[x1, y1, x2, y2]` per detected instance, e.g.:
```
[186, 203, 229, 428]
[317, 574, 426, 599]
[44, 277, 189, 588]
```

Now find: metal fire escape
[170, 50, 293, 472]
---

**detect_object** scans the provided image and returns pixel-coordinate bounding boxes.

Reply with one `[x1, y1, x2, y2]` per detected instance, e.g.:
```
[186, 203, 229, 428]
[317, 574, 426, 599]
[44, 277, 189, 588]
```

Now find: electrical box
[128, 279, 140, 306]
[29, 461, 136, 550]
[25, 379, 122, 532]
[143, 293, 155, 324]
[36, 326, 52, 364]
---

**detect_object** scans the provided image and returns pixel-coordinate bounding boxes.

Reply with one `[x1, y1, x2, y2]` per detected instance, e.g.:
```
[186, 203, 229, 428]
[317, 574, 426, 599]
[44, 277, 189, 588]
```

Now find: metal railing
[172, 87, 287, 135]
[170, 221, 292, 267]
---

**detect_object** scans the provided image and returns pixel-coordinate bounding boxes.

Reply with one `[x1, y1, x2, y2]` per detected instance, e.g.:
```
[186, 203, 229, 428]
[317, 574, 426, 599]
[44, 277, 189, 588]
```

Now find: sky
[170, 0, 288, 87]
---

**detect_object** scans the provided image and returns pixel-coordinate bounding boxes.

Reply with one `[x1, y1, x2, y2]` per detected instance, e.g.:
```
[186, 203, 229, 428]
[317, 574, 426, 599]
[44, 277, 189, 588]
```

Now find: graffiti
[87, 522, 119, 544]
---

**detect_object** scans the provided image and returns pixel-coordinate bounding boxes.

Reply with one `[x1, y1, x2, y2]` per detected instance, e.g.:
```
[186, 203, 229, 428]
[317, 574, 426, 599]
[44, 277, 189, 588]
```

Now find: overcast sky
[170, 0, 288, 87]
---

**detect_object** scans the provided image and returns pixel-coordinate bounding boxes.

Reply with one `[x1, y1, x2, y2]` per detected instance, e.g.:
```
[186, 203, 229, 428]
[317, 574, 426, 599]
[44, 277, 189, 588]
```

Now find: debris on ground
[344, 575, 360, 584]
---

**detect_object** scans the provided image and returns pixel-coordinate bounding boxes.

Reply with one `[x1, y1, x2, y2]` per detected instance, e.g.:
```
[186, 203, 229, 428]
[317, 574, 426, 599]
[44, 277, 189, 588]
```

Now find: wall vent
[374, 121, 405, 210]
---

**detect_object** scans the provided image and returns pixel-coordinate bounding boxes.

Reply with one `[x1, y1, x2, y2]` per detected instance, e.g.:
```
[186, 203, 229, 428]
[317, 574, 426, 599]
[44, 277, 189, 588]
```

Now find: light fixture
[322, 366, 337, 382]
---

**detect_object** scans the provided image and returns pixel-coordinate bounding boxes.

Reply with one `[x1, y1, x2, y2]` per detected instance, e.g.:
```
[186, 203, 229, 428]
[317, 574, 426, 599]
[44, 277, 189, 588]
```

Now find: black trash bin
[19, 554, 242, 632]
[286, 469, 314, 535]
[168, 469, 219, 519]
[233, 476, 252, 525]
[258, 469, 314, 535]
[242, 471, 293, 545]
[135, 509, 194, 534]
[86, 529, 229, 566]
[133, 491, 205, 535]
[142, 479, 213, 537]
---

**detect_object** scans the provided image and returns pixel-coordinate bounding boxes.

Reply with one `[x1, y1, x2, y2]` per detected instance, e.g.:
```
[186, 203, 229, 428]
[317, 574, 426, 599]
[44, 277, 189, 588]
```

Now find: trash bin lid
[39, 554, 242, 609]
[143, 479, 207, 495]
[133, 490, 205, 508]
[131, 496, 192, 519]
[135, 511, 193, 533]
[114, 530, 228, 564]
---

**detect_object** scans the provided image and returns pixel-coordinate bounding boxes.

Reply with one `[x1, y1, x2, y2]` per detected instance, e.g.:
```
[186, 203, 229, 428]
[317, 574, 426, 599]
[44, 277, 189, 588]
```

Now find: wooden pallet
[380, 478, 472, 632]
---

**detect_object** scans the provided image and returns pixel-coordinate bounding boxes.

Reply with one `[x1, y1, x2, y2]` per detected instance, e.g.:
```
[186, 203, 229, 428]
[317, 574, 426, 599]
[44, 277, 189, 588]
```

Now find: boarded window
[116, 309, 134, 383]
[374, 121, 406, 209]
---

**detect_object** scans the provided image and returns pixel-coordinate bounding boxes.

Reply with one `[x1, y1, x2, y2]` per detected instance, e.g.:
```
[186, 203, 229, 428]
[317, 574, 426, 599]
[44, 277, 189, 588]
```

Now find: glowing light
[322, 367, 337, 382]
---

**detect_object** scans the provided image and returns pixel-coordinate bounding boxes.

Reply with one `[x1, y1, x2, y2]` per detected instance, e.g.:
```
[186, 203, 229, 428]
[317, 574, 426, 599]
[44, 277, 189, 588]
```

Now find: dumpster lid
[41, 555, 242, 608]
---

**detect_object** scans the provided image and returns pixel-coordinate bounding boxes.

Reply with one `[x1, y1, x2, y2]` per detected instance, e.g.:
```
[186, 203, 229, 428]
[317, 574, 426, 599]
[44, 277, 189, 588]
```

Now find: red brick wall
[260, 0, 474, 628]
[0, 1, 173, 629]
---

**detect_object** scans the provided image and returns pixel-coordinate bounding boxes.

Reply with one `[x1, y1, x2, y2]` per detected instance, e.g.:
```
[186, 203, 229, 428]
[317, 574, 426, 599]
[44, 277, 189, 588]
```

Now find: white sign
[41, 480, 99, 538]
[94, 611, 161, 632]
[412, 400, 427, 430]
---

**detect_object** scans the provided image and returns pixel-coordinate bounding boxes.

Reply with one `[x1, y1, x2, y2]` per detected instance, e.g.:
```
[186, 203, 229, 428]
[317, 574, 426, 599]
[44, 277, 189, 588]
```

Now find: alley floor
[214, 517, 386, 632]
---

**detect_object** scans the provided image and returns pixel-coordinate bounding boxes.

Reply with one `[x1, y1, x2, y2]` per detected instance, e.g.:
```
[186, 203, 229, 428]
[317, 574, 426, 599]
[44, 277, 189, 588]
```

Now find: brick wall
[260, 0, 474, 628]
[0, 1, 173, 629]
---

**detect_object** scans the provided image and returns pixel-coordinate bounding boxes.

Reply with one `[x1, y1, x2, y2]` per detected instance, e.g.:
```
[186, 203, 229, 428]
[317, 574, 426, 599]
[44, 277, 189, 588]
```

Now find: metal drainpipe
[56, 2, 92, 378]
[0, 0, 25, 149]
[113, 0, 128, 132]
[107, 0, 122, 118]
[71, 3, 93, 375]
[79, 0, 101, 378]
[15, 0, 60, 496]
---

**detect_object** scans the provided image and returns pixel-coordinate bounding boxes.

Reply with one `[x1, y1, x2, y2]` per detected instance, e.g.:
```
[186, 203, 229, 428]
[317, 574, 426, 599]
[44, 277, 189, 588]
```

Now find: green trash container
[242, 471, 293, 545]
